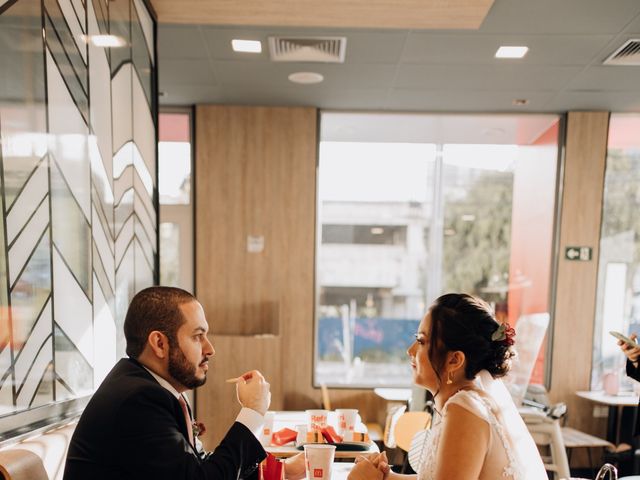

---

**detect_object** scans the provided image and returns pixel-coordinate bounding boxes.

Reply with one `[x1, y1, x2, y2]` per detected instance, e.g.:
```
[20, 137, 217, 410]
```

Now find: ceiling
[156, 0, 640, 113]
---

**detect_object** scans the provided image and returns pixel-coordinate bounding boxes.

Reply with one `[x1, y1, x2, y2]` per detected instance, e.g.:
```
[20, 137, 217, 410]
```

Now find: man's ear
[147, 330, 169, 359]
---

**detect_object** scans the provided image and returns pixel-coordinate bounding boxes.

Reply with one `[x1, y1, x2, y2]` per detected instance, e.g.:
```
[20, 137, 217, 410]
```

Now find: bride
[349, 293, 547, 480]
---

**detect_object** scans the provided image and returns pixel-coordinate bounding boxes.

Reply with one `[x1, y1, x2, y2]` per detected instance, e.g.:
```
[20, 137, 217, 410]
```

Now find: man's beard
[168, 344, 207, 390]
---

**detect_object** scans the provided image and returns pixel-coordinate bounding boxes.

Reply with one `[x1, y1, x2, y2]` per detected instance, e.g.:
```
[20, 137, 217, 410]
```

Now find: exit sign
[565, 246, 592, 261]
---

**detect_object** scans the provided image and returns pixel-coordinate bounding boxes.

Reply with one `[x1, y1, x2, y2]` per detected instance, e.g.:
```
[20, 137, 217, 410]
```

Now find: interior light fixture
[495, 46, 529, 59]
[85, 34, 127, 48]
[370, 227, 384, 235]
[231, 39, 262, 53]
[288, 72, 324, 84]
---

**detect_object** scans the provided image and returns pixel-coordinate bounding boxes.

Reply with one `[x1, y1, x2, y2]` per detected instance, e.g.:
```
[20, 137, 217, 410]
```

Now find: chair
[319, 383, 383, 443]
[382, 404, 407, 449]
[393, 411, 431, 473]
[0, 449, 48, 480]
[522, 408, 571, 480]
[393, 411, 431, 452]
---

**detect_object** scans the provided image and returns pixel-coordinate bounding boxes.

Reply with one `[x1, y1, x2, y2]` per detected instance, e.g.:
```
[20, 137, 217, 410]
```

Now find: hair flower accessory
[491, 322, 516, 346]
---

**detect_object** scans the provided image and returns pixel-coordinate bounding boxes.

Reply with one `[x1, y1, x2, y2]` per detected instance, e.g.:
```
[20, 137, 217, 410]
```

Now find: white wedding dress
[415, 370, 547, 480]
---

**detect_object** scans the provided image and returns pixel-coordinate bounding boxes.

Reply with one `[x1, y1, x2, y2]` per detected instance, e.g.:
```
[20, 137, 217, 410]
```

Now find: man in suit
[64, 286, 303, 480]
[619, 333, 640, 435]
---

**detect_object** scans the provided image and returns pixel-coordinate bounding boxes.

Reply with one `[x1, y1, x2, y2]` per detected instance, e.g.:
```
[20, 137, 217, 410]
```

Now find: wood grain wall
[550, 111, 610, 437]
[194, 106, 387, 447]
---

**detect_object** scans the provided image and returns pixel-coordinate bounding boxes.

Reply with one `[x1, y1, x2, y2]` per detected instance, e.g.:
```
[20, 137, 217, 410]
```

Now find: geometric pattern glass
[0, 0, 157, 438]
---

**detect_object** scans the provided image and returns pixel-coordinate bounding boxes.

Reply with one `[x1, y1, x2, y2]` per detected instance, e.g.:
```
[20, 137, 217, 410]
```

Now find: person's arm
[115, 389, 266, 480]
[433, 404, 489, 480]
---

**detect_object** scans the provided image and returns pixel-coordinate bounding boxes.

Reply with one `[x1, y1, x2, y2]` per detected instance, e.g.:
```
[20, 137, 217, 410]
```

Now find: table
[265, 411, 380, 459]
[331, 462, 354, 480]
[373, 388, 412, 403]
[576, 391, 638, 444]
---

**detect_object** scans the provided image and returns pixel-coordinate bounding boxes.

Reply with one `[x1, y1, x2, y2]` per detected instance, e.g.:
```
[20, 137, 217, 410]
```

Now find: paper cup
[306, 409, 329, 432]
[304, 444, 335, 480]
[261, 411, 275, 446]
[336, 409, 358, 441]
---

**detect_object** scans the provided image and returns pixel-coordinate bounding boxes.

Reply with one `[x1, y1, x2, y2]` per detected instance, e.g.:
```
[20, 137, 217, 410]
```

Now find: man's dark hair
[124, 286, 196, 359]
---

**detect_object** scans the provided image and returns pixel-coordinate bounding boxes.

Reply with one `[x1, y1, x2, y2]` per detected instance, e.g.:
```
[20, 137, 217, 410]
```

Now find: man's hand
[619, 334, 640, 365]
[284, 453, 305, 480]
[236, 370, 271, 415]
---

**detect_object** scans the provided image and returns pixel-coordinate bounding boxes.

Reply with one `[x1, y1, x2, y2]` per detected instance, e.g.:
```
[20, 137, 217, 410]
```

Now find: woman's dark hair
[427, 293, 516, 384]
[124, 286, 196, 359]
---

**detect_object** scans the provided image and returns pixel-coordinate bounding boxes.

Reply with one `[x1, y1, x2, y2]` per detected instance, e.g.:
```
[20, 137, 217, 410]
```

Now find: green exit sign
[565, 246, 592, 261]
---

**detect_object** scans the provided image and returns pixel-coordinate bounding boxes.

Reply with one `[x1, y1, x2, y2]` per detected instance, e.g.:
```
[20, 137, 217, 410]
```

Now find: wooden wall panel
[194, 105, 387, 449]
[198, 335, 283, 447]
[151, 0, 495, 30]
[550, 111, 610, 437]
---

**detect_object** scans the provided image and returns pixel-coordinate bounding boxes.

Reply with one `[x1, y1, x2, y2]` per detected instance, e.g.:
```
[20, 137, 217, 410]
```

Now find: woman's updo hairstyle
[428, 293, 516, 381]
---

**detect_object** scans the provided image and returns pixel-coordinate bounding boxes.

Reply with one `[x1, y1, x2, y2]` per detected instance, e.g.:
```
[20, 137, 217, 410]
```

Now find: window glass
[592, 114, 640, 391]
[315, 112, 560, 388]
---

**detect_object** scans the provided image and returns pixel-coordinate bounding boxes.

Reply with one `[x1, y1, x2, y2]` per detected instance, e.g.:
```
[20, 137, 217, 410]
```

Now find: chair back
[320, 383, 331, 410]
[382, 404, 407, 448]
[393, 412, 431, 452]
[503, 312, 549, 406]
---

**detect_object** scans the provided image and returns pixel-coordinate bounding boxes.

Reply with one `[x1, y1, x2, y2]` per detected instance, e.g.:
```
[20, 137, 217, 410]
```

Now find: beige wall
[194, 106, 612, 449]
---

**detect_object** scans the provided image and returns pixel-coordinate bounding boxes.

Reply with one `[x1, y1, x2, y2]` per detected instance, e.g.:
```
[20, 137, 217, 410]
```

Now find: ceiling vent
[268, 36, 346, 63]
[603, 39, 640, 66]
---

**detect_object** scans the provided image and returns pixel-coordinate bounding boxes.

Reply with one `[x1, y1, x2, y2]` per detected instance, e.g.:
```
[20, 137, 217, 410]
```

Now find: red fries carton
[271, 427, 297, 446]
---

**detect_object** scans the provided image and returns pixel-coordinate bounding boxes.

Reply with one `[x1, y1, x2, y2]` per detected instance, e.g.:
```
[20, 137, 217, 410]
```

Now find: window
[159, 110, 194, 292]
[592, 114, 640, 391]
[315, 112, 560, 388]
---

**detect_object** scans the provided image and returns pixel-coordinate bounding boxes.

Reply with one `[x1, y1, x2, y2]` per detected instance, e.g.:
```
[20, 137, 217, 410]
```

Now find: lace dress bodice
[415, 390, 521, 480]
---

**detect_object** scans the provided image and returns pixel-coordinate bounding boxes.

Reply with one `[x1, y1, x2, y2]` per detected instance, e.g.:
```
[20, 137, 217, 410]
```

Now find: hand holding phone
[610, 331, 637, 348]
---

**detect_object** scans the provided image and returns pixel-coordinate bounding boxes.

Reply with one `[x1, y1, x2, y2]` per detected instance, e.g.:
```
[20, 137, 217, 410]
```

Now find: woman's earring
[446, 371, 453, 385]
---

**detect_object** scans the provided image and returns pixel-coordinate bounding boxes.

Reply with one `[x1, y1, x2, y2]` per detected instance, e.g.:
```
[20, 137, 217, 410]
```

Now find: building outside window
[315, 112, 560, 388]
[158, 110, 193, 292]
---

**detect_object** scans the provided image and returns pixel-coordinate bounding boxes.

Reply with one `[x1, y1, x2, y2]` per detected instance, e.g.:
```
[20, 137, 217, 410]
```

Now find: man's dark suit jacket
[63, 358, 266, 480]
[627, 359, 640, 436]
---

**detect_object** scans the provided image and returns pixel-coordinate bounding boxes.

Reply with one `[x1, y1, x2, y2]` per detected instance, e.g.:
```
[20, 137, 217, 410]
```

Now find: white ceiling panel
[479, 0, 640, 35]
[157, 0, 640, 112]
[401, 33, 614, 66]
[393, 64, 583, 91]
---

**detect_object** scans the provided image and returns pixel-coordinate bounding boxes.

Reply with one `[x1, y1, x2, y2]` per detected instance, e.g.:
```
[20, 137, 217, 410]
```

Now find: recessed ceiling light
[231, 39, 262, 53]
[288, 72, 324, 84]
[512, 98, 529, 106]
[84, 34, 127, 48]
[495, 46, 529, 59]
[370, 227, 384, 235]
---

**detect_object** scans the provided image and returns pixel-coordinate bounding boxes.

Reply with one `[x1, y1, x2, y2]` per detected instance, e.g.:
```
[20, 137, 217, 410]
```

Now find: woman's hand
[619, 334, 640, 365]
[284, 453, 306, 480]
[348, 456, 384, 480]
